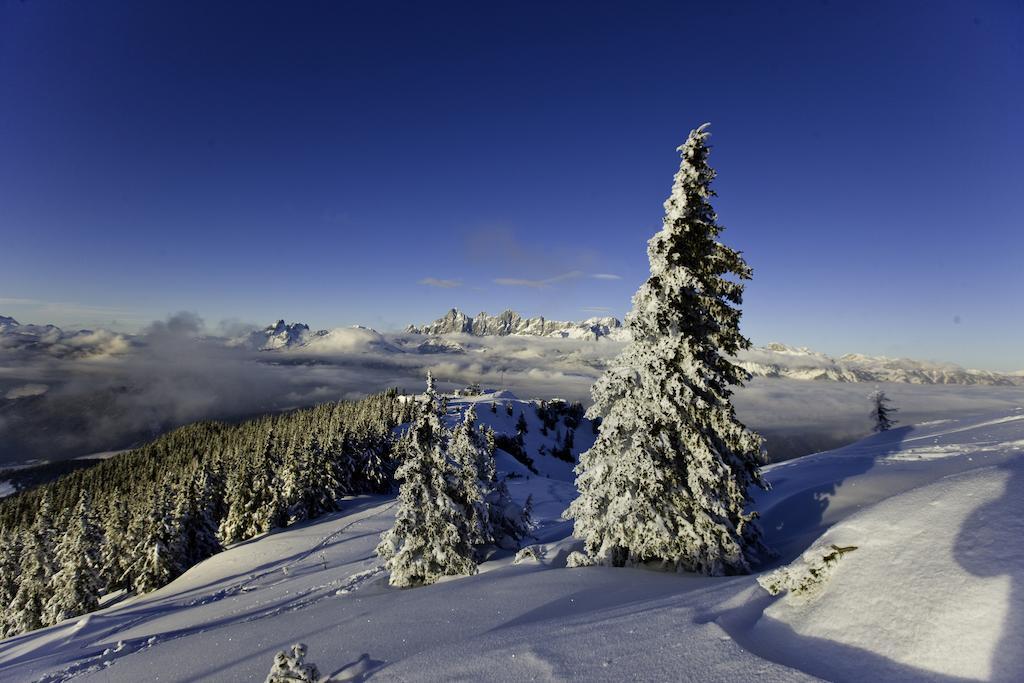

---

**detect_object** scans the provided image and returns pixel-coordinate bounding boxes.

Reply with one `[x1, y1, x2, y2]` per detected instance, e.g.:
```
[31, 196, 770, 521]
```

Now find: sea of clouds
[2, 312, 1022, 466]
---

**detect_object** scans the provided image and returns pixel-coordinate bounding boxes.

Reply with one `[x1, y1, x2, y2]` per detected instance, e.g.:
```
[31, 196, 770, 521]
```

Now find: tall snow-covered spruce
[567, 123, 769, 576]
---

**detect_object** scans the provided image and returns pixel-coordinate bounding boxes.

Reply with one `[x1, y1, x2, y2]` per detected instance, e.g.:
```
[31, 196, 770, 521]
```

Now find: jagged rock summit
[0, 315, 20, 333]
[228, 320, 327, 351]
[405, 308, 628, 341]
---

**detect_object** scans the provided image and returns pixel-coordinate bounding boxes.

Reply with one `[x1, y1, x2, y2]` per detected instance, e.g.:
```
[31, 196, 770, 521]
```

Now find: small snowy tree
[265, 643, 321, 683]
[375, 372, 477, 587]
[869, 389, 897, 432]
[479, 426, 532, 549]
[515, 412, 529, 436]
[43, 493, 104, 625]
[567, 124, 769, 576]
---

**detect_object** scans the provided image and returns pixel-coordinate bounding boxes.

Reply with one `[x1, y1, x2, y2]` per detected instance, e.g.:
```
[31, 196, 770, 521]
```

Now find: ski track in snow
[27, 500, 398, 683]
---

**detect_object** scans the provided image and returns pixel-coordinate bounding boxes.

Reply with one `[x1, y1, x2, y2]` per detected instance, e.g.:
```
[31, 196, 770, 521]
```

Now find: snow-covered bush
[567, 123, 769, 576]
[514, 544, 546, 564]
[265, 642, 320, 683]
[565, 551, 596, 569]
[758, 543, 858, 597]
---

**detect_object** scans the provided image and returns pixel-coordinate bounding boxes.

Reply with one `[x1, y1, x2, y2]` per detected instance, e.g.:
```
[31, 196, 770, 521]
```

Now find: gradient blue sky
[1, 1, 1021, 369]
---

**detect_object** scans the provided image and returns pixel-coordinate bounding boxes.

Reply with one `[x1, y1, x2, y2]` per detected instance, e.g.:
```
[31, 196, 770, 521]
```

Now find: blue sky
[1, 1, 1021, 370]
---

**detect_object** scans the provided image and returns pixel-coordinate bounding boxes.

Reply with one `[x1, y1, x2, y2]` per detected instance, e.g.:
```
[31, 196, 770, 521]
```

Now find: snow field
[2, 404, 1022, 681]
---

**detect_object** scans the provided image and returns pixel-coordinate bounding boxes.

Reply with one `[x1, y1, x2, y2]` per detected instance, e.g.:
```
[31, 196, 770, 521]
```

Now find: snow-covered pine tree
[188, 462, 225, 562]
[476, 425, 531, 549]
[258, 433, 290, 532]
[869, 389, 898, 432]
[170, 465, 222, 568]
[0, 527, 23, 637]
[354, 421, 395, 493]
[8, 530, 55, 633]
[567, 124, 769, 576]
[448, 405, 490, 550]
[286, 432, 342, 524]
[122, 488, 183, 593]
[487, 480, 532, 549]
[375, 372, 477, 587]
[100, 498, 132, 593]
[43, 492, 104, 625]
[7, 492, 58, 633]
[218, 448, 255, 546]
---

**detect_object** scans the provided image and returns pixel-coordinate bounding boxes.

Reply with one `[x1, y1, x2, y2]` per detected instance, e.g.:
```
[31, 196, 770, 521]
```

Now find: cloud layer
[3, 315, 1023, 466]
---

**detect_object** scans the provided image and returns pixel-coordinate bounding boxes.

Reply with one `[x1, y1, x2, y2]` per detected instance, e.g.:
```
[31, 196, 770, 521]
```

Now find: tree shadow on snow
[755, 426, 912, 565]
[327, 653, 387, 681]
[953, 456, 1024, 682]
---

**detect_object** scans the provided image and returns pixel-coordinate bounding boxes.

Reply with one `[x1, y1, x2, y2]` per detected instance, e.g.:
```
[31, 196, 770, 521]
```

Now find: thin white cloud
[0, 298, 140, 322]
[583, 306, 613, 314]
[591, 273, 622, 280]
[418, 278, 463, 289]
[0, 297, 44, 306]
[494, 271, 584, 289]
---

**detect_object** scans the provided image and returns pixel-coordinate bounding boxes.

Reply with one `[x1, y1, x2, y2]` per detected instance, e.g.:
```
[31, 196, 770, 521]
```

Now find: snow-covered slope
[3, 406, 1023, 681]
[748, 411, 1024, 680]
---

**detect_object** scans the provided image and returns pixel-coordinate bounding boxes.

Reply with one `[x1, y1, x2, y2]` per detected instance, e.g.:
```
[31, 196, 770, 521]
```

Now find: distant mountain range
[405, 308, 628, 341]
[735, 342, 1019, 386]
[404, 309, 1023, 387]
[0, 316, 130, 359]
[3, 310, 1021, 386]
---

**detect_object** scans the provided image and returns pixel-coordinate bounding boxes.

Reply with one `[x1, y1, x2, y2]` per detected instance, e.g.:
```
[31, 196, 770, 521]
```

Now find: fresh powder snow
[1, 399, 1022, 681]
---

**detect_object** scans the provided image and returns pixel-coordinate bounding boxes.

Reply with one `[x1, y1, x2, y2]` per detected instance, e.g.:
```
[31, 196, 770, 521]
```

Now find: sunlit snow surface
[2, 399, 1023, 682]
